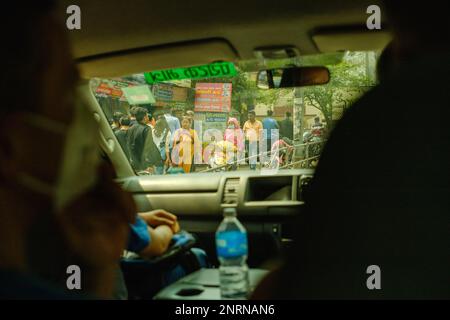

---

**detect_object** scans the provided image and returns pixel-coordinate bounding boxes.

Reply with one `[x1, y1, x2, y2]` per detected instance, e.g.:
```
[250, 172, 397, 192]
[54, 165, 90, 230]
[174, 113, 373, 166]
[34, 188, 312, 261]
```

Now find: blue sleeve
[269, 118, 278, 129]
[128, 216, 151, 253]
[262, 118, 268, 128]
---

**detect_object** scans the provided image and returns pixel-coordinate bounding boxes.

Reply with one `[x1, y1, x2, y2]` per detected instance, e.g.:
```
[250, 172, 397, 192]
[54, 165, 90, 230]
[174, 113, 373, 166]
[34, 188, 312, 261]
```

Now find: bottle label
[216, 231, 248, 258]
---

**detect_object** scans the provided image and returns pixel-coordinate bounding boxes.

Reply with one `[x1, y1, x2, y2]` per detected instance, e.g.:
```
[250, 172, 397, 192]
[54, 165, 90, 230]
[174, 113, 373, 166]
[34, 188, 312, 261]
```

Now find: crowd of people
[110, 106, 197, 174]
[110, 106, 298, 173]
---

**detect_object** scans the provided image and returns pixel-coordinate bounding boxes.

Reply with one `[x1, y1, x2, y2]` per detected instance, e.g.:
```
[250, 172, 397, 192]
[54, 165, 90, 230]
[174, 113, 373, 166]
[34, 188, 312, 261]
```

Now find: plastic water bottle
[215, 207, 249, 299]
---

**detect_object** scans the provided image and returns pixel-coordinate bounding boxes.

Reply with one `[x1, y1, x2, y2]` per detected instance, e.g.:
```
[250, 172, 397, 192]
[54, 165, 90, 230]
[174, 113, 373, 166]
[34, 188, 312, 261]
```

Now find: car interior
[60, 0, 390, 299]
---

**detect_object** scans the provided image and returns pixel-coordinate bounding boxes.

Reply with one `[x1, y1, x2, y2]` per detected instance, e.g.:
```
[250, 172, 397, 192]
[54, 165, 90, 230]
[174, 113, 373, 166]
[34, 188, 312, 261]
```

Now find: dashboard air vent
[222, 178, 240, 205]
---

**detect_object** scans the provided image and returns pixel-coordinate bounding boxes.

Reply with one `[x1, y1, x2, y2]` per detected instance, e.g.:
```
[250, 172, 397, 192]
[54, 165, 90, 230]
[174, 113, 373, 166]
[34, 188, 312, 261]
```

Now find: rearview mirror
[257, 66, 330, 89]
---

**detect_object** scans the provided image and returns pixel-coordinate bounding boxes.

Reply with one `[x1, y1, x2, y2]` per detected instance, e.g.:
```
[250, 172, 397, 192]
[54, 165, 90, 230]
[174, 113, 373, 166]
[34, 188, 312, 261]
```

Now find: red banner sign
[194, 83, 232, 113]
[94, 80, 136, 99]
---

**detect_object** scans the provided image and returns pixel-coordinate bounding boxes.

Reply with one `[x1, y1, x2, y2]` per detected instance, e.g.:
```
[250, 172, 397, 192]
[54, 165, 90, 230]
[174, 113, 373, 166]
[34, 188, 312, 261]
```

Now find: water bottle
[215, 207, 249, 299]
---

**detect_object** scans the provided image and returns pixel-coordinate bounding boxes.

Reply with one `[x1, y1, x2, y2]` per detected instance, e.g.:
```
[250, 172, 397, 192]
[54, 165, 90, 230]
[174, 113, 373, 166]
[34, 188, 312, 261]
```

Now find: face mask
[228, 125, 235, 129]
[17, 89, 101, 212]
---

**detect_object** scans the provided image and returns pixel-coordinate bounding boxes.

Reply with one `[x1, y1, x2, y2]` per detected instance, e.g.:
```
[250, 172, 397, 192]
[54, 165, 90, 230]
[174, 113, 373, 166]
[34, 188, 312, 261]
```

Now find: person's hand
[171, 220, 181, 234]
[139, 209, 180, 233]
[57, 163, 136, 268]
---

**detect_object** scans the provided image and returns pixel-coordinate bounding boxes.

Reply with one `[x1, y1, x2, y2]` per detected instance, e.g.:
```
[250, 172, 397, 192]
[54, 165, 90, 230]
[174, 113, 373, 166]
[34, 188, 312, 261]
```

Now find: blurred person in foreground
[0, 3, 135, 299]
[254, 1, 450, 299]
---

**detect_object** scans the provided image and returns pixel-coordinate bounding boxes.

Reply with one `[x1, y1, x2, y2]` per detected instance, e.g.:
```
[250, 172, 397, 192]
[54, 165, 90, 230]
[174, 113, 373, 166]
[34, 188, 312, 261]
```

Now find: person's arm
[172, 129, 180, 146]
[129, 211, 179, 259]
[175, 118, 181, 131]
[139, 209, 179, 233]
[243, 121, 248, 134]
[193, 129, 202, 164]
[139, 225, 174, 258]
[165, 132, 171, 165]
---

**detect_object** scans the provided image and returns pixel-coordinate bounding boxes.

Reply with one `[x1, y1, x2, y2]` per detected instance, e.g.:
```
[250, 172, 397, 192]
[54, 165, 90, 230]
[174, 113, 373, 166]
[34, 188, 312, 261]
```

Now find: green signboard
[144, 62, 237, 84]
[122, 85, 156, 105]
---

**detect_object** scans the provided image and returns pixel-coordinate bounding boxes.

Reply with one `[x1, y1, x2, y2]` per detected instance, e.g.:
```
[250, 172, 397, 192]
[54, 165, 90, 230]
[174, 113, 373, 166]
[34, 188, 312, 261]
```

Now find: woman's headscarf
[227, 117, 240, 129]
[224, 117, 244, 151]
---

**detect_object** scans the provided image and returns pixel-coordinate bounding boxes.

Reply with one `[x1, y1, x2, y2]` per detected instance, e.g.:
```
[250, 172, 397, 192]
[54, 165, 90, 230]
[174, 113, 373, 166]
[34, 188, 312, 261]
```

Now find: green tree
[302, 51, 378, 129]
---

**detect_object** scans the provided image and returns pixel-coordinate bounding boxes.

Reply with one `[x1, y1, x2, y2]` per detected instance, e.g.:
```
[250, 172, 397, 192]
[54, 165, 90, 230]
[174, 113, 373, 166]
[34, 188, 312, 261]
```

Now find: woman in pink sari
[224, 117, 245, 170]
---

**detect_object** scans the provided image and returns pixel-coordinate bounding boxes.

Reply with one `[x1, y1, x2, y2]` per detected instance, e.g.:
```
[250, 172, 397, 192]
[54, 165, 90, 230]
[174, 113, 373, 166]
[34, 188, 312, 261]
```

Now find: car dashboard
[119, 169, 315, 266]
[120, 169, 314, 219]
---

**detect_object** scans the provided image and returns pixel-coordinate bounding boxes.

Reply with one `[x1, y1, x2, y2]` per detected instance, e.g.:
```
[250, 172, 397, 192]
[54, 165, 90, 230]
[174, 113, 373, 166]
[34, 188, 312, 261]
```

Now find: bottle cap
[223, 207, 237, 217]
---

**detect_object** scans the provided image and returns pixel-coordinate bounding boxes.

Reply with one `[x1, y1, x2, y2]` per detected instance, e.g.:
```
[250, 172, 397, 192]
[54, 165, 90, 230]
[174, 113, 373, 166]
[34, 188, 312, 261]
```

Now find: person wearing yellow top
[172, 117, 201, 173]
[243, 110, 263, 170]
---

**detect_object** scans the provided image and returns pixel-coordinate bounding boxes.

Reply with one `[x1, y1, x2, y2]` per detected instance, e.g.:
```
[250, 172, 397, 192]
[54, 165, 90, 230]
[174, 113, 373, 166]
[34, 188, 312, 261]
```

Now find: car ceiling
[59, 0, 389, 77]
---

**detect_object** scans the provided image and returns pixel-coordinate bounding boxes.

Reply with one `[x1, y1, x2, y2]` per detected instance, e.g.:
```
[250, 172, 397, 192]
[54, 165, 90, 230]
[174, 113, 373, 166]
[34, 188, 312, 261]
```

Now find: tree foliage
[302, 51, 378, 129]
[189, 51, 378, 128]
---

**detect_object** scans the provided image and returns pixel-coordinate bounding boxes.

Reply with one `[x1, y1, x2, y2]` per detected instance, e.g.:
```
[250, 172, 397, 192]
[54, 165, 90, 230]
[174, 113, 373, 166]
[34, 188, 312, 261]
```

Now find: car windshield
[91, 51, 379, 175]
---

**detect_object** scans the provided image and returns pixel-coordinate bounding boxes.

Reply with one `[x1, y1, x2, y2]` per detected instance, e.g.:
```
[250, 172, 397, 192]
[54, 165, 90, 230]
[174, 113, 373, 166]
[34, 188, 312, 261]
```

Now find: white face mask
[17, 89, 101, 212]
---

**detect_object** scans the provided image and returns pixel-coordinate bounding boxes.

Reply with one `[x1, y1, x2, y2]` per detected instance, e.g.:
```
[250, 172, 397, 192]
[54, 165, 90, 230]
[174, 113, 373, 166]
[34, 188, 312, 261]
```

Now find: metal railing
[198, 139, 326, 173]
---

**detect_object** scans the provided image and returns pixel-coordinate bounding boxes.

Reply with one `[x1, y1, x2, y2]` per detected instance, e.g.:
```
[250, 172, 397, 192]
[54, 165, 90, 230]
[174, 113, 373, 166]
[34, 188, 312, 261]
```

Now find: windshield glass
[91, 51, 378, 175]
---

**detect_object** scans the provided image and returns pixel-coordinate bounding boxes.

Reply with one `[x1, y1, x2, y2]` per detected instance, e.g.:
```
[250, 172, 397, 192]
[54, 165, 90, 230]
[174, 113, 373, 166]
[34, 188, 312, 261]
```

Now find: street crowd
[111, 107, 298, 174]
